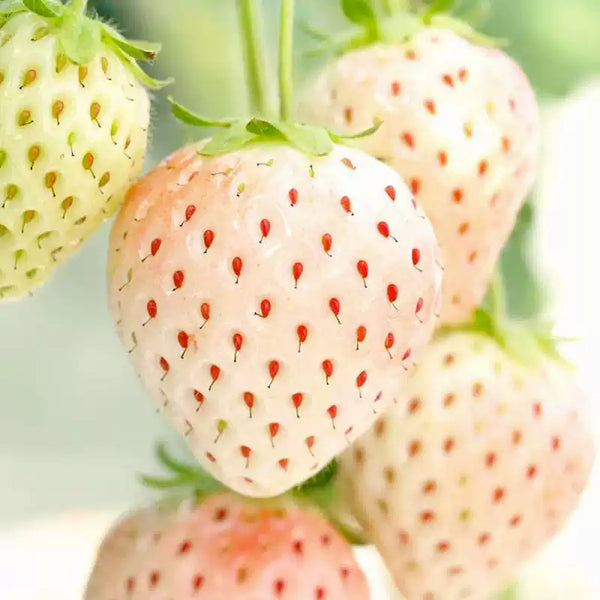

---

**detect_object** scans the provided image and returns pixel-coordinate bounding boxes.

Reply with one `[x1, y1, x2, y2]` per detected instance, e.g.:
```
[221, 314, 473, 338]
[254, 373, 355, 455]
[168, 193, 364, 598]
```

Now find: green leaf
[156, 443, 199, 477]
[140, 474, 195, 489]
[341, 0, 377, 28]
[430, 14, 507, 47]
[22, 0, 60, 17]
[246, 118, 282, 137]
[295, 461, 338, 493]
[327, 118, 382, 142]
[114, 46, 173, 89]
[169, 97, 234, 128]
[276, 122, 334, 156]
[199, 122, 258, 156]
[101, 23, 161, 61]
[59, 14, 102, 64]
[422, 0, 455, 23]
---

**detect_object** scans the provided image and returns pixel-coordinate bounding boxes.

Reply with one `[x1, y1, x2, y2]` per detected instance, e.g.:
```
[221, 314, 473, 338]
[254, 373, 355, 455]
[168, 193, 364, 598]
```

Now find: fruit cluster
[0, 1, 594, 599]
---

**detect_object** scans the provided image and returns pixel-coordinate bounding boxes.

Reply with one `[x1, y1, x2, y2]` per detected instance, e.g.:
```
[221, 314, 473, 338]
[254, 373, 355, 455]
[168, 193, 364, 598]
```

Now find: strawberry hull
[108, 141, 442, 497]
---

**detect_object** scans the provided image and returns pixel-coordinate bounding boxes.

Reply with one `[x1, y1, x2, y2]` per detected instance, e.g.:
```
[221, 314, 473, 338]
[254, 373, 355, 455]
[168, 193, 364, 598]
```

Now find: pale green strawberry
[0, 2, 164, 299]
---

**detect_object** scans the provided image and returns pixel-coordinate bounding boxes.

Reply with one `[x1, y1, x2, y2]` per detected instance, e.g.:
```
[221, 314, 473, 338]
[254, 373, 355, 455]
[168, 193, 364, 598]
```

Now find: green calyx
[437, 272, 572, 368]
[306, 0, 503, 56]
[169, 97, 381, 157]
[0, 0, 171, 88]
[142, 443, 366, 545]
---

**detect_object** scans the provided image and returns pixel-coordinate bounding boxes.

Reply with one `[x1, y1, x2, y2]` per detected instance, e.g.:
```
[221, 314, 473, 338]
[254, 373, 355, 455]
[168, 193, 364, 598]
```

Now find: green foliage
[341, 0, 377, 28]
[23, 0, 60, 17]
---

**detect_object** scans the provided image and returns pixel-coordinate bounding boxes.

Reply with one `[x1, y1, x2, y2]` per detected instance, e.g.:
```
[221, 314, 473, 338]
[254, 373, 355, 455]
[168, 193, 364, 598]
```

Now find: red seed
[233, 333, 243, 351]
[289, 188, 298, 206]
[209, 365, 220, 390]
[402, 132, 414, 148]
[278, 458, 289, 470]
[385, 185, 396, 200]
[391, 80, 401, 95]
[232, 257, 243, 281]
[306, 436, 315, 453]
[193, 390, 204, 406]
[377, 221, 397, 241]
[297, 325, 308, 344]
[146, 299, 157, 318]
[356, 325, 367, 347]
[402, 348, 411, 361]
[322, 233, 332, 255]
[412, 248, 421, 267]
[387, 284, 398, 303]
[322, 359, 334, 382]
[292, 262, 303, 287]
[327, 405, 338, 423]
[243, 392, 254, 416]
[340, 196, 353, 214]
[150, 238, 161, 256]
[203, 229, 214, 252]
[159, 357, 169, 373]
[173, 270, 184, 289]
[260, 219, 270, 240]
[292, 392, 304, 414]
[257, 299, 271, 318]
[241, 445, 251, 458]
[184, 204, 196, 222]
[269, 422, 280, 439]
[178, 331, 189, 349]
[385, 332, 395, 352]
[200, 302, 210, 321]
[357, 260, 368, 284]
[329, 298, 341, 323]
[356, 370, 367, 388]
[268, 360, 280, 386]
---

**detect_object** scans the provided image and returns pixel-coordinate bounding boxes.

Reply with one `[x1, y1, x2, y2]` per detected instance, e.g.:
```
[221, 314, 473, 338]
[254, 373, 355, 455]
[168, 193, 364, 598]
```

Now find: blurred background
[1, 0, 599, 598]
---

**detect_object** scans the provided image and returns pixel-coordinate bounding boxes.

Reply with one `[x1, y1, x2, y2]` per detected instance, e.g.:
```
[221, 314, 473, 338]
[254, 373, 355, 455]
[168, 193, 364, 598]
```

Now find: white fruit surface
[341, 332, 594, 600]
[108, 141, 442, 497]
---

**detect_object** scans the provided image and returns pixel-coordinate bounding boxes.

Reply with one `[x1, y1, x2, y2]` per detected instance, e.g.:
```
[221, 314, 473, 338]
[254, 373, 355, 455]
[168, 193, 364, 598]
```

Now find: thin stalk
[278, 0, 295, 122]
[487, 270, 508, 329]
[238, 0, 270, 117]
[69, 0, 88, 15]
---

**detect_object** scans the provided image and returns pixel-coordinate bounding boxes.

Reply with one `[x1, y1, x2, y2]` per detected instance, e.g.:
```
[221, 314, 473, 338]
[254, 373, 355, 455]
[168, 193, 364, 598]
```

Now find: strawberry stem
[238, 0, 271, 117]
[68, 0, 88, 16]
[278, 0, 295, 121]
[487, 270, 508, 330]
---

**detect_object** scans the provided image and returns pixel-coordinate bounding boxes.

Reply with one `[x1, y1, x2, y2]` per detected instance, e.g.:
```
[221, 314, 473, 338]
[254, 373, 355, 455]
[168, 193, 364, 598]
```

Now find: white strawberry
[84, 492, 370, 600]
[340, 329, 594, 600]
[108, 137, 442, 497]
[301, 25, 540, 324]
[0, 1, 164, 299]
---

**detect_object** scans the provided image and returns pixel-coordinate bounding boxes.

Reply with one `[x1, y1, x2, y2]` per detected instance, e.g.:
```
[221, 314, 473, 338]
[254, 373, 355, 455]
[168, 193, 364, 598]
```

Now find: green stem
[238, 0, 270, 117]
[278, 0, 295, 122]
[68, 0, 88, 15]
[487, 270, 508, 330]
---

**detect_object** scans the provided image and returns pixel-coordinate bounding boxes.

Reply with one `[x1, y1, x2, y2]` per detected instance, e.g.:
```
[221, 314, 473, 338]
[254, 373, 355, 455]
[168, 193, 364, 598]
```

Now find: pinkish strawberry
[301, 19, 540, 325]
[340, 325, 594, 600]
[84, 491, 370, 600]
[108, 135, 442, 497]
